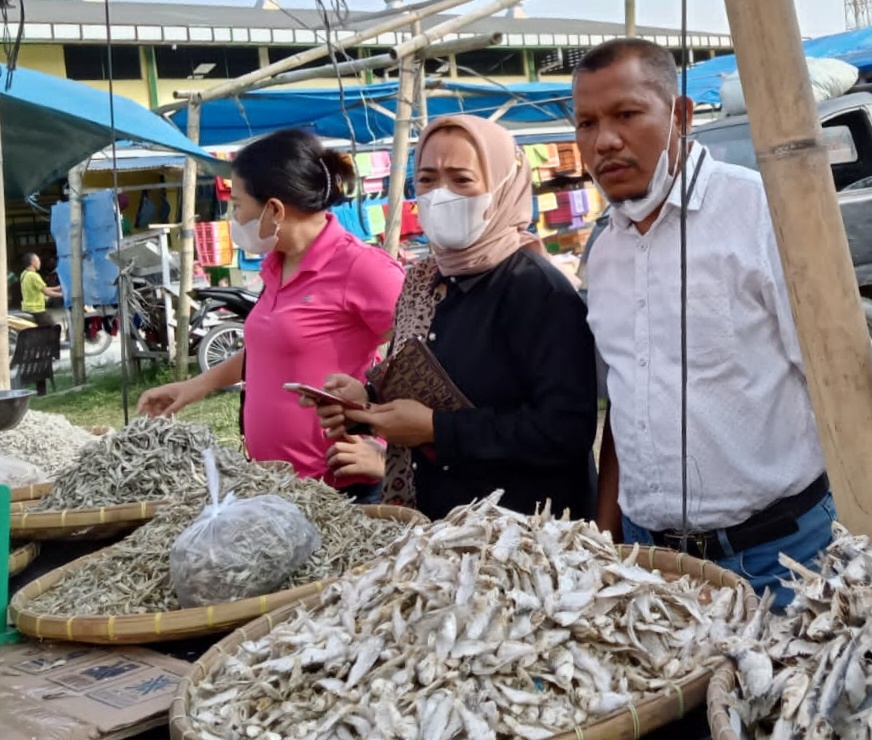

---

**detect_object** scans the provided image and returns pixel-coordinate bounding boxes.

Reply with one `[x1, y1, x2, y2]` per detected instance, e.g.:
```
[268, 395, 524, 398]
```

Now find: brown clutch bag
[368, 336, 473, 411]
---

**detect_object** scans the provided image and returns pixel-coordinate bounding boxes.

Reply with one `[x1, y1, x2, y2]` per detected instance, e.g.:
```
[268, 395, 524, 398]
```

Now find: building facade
[11, 0, 733, 109]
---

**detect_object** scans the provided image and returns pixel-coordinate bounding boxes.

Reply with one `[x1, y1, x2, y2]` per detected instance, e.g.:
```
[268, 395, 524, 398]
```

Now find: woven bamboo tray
[10, 504, 426, 645]
[170, 544, 757, 740]
[707, 660, 741, 740]
[8, 542, 39, 576]
[9, 499, 169, 540]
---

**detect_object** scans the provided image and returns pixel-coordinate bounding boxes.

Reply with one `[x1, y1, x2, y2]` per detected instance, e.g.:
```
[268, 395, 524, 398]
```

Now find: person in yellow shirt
[20, 253, 62, 327]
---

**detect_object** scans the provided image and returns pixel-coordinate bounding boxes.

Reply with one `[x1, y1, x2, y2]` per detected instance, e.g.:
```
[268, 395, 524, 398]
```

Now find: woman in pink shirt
[137, 129, 405, 502]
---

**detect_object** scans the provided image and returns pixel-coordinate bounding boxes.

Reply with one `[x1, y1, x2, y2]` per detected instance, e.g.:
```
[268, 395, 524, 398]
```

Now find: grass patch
[30, 366, 241, 447]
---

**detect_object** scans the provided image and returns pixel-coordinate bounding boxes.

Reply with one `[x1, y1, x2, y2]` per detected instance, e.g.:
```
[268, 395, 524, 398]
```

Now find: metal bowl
[0, 390, 35, 432]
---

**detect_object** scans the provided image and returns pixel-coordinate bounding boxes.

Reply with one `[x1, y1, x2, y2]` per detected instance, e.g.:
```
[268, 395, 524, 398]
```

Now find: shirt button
[428, 332, 436, 341]
[450, 277, 457, 283]
[637, 299, 646, 308]
[639, 242, 648, 251]
[638, 421, 646, 430]
[442, 465, 450, 472]
[411, 462, 418, 471]
[639, 358, 647, 367]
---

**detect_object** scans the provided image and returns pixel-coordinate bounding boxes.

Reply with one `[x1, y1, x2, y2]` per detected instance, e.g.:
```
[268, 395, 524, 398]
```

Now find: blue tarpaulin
[51, 191, 121, 307]
[685, 27, 872, 106]
[0, 63, 226, 198]
[171, 80, 574, 146]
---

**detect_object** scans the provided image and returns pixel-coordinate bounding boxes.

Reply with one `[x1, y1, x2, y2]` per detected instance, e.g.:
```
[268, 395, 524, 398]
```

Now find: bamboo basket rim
[10, 499, 170, 540]
[8, 542, 40, 576]
[10, 504, 427, 645]
[707, 659, 741, 740]
[10, 482, 53, 503]
[169, 543, 757, 740]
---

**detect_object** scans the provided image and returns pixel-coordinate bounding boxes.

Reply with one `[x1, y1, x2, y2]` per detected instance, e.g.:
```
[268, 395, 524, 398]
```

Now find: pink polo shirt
[243, 214, 405, 486]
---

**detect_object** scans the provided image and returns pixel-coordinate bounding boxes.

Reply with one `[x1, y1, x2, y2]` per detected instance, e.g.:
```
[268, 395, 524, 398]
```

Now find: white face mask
[417, 187, 492, 251]
[601, 99, 678, 223]
[230, 207, 278, 255]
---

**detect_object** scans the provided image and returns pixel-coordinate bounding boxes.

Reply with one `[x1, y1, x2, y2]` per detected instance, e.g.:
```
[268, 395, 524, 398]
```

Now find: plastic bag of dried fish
[0, 454, 49, 488]
[171, 449, 322, 607]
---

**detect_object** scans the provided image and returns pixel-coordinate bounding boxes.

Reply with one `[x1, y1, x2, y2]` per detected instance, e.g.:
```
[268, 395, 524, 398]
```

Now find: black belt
[651, 473, 829, 560]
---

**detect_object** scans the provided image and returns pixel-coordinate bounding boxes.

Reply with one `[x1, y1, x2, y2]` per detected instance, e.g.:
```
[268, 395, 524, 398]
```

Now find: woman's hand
[345, 400, 434, 447]
[302, 374, 368, 439]
[326, 436, 386, 479]
[137, 378, 207, 417]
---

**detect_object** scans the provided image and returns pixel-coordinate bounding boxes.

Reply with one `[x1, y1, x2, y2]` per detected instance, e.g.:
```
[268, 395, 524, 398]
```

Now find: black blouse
[412, 249, 598, 520]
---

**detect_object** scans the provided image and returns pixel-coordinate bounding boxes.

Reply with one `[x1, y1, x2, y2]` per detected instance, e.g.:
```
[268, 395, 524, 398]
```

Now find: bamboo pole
[67, 163, 87, 387]
[625, 0, 636, 38]
[724, 0, 872, 536]
[414, 21, 429, 129]
[388, 0, 521, 60]
[175, 0, 477, 104]
[383, 53, 416, 257]
[160, 34, 503, 113]
[175, 101, 201, 381]
[0, 114, 8, 390]
[251, 33, 503, 93]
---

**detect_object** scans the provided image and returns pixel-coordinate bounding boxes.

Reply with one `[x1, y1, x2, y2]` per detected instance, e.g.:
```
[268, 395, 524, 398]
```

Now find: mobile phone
[283, 382, 366, 411]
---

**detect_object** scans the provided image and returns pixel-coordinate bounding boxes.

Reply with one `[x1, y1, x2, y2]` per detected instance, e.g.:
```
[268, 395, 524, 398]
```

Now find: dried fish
[0, 410, 97, 477]
[188, 493, 751, 740]
[724, 522, 872, 739]
[25, 457, 409, 616]
[32, 416, 221, 511]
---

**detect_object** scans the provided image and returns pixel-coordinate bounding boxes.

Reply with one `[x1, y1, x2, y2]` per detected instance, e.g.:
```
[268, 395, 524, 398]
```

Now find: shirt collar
[609, 143, 713, 232]
[263, 212, 342, 278]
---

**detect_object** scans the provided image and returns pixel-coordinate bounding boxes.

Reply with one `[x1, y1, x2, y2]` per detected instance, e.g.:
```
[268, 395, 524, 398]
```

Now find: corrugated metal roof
[18, 0, 731, 46]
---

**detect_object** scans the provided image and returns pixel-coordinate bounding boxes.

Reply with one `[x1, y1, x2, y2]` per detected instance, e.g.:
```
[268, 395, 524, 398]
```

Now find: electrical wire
[1, 0, 23, 90]
[103, 0, 130, 424]
[679, 0, 690, 552]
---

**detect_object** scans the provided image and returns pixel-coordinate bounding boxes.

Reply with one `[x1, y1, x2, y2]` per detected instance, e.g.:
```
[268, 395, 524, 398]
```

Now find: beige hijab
[415, 115, 545, 276]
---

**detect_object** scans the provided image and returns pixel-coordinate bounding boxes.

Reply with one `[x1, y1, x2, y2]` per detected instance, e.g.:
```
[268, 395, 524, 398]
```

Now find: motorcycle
[188, 286, 260, 374]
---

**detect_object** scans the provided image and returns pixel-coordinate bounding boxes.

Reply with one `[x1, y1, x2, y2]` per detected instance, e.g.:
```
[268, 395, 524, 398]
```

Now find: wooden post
[175, 101, 201, 381]
[625, 0, 636, 38]
[383, 53, 416, 258]
[413, 21, 429, 130]
[67, 163, 87, 387]
[724, 0, 872, 536]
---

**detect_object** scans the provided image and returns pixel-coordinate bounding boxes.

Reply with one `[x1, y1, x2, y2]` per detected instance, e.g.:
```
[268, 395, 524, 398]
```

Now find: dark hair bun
[321, 149, 356, 208]
[231, 128, 355, 214]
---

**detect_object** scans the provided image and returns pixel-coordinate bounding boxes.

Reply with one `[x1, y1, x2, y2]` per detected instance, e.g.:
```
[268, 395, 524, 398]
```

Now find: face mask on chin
[416, 187, 493, 251]
[230, 206, 279, 255]
[595, 98, 679, 223]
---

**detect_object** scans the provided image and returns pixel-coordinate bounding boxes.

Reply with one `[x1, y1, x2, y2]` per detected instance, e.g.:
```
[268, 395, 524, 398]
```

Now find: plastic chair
[10, 325, 60, 396]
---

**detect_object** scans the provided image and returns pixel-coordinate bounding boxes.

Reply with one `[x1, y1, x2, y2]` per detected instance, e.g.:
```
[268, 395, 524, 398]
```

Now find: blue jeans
[622, 493, 837, 611]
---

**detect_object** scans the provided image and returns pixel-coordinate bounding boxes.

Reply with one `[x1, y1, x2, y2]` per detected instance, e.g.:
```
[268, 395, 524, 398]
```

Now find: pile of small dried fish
[723, 523, 872, 739]
[25, 456, 409, 615]
[189, 493, 751, 740]
[32, 416, 220, 510]
[0, 410, 97, 477]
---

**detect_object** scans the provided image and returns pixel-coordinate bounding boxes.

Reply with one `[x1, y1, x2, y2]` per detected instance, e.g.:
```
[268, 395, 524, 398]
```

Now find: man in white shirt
[573, 38, 834, 608]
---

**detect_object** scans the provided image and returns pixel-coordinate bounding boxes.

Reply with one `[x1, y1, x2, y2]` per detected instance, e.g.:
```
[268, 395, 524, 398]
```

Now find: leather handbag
[368, 336, 473, 411]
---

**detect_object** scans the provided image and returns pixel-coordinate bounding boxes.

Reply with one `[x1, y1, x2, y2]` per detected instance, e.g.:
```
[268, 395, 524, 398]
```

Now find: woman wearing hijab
[310, 116, 598, 521]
